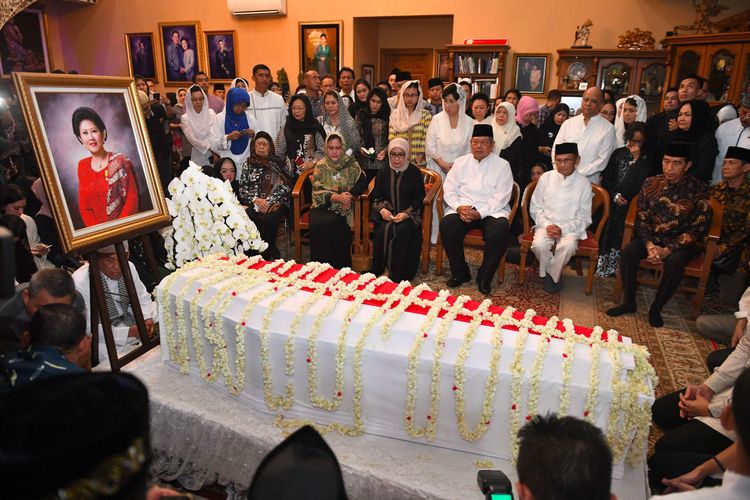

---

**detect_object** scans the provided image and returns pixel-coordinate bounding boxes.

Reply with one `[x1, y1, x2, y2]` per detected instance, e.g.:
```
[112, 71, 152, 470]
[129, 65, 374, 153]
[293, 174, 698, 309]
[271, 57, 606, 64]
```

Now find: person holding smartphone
[210, 87, 257, 179]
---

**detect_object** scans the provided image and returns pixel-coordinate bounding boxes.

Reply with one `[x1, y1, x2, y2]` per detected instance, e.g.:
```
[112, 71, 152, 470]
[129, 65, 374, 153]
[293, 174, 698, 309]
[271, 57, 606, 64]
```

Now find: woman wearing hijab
[309, 133, 368, 269]
[319, 89, 361, 154]
[613, 95, 647, 148]
[180, 85, 217, 168]
[230, 77, 249, 89]
[425, 83, 473, 243]
[660, 100, 718, 182]
[515, 96, 541, 189]
[492, 101, 524, 182]
[537, 103, 570, 169]
[236, 132, 293, 260]
[210, 87, 258, 178]
[354, 87, 391, 180]
[597, 122, 650, 277]
[348, 78, 371, 119]
[276, 94, 326, 174]
[389, 80, 432, 167]
[370, 138, 426, 281]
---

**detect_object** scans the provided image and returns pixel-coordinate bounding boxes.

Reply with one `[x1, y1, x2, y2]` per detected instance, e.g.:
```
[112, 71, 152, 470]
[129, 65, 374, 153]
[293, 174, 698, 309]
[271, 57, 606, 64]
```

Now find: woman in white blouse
[425, 83, 474, 244]
[180, 85, 217, 168]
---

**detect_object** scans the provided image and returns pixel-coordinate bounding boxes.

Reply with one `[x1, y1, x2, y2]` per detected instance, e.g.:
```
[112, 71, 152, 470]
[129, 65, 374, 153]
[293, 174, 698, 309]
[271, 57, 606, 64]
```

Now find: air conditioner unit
[228, 0, 286, 16]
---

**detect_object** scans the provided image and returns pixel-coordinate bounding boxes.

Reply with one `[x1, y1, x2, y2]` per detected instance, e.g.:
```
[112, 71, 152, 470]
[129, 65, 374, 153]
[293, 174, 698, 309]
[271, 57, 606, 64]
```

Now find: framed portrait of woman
[512, 53, 550, 95]
[125, 32, 158, 81]
[12, 72, 170, 253]
[205, 30, 238, 82]
[299, 21, 342, 77]
[0, 7, 51, 76]
[158, 21, 204, 86]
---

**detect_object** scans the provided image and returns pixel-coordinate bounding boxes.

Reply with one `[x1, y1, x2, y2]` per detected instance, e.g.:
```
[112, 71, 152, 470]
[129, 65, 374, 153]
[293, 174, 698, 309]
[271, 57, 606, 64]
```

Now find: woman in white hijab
[230, 77, 249, 89]
[180, 84, 217, 167]
[425, 83, 473, 243]
[388, 80, 432, 167]
[491, 101, 524, 183]
[614, 94, 647, 147]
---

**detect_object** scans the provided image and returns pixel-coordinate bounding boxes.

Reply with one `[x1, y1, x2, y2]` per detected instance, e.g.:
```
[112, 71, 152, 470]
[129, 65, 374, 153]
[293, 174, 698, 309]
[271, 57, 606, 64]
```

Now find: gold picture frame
[512, 53, 550, 95]
[125, 32, 158, 82]
[299, 21, 343, 77]
[204, 30, 239, 82]
[157, 21, 205, 86]
[12, 72, 170, 253]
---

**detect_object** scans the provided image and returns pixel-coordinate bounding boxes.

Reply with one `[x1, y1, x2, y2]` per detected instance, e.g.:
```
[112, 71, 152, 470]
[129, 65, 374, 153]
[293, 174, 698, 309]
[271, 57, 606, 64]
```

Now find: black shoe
[543, 274, 555, 294]
[447, 274, 471, 288]
[649, 306, 664, 328]
[477, 280, 492, 295]
[606, 303, 636, 317]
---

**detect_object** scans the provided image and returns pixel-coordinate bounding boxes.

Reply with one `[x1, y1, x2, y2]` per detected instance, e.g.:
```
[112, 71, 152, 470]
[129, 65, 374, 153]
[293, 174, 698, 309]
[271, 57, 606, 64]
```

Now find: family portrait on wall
[513, 53, 550, 94]
[205, 30, 238, 81]
[158, 21, 202, 85]
[0, 7, 51, 76]
[11, 73, 170, 253]
[125, 33, 157, 80]
[299, 21, 342, 76]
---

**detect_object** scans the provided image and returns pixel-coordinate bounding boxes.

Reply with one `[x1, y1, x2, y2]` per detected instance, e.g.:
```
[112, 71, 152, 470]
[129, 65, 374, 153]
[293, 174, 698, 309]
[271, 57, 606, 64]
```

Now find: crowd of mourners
[1, 60, 750, 498]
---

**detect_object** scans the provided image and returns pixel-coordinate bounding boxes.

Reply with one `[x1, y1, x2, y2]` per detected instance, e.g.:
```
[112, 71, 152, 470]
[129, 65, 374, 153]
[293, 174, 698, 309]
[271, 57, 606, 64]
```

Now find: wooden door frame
[379, 47, 434, 84]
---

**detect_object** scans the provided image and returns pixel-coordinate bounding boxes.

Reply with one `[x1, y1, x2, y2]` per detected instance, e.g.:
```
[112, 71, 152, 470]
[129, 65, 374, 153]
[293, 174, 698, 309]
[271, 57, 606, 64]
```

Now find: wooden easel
[88, 235, 162, 372]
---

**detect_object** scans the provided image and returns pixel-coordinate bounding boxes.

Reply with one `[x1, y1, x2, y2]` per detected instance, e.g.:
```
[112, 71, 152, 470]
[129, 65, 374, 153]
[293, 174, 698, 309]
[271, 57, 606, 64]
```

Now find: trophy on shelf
[572, 19, 593, 48]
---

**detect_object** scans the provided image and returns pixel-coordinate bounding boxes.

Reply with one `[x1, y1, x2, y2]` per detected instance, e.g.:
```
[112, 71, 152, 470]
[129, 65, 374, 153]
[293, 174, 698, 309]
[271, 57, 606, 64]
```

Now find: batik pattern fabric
[312, 154, 365, 227]
[238, 156, 294, 211]
[636, 174, 711, 251]
[388, 109, 432, 167]
[710, 179, 750, 273]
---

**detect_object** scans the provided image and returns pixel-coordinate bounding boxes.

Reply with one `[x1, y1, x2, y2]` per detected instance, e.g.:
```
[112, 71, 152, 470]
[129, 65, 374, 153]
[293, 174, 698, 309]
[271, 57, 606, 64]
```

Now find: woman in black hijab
[348, 78, 372, 119]
[651, 100, 717, 181]
[354, 87, 391, 180]
[275, 94, 326, 175]
[537, 103, 570, 169]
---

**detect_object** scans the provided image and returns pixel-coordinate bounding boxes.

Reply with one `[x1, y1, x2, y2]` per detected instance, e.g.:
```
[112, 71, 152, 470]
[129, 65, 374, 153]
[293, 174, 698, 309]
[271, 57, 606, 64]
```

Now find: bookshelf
[445, 44, 510, 100]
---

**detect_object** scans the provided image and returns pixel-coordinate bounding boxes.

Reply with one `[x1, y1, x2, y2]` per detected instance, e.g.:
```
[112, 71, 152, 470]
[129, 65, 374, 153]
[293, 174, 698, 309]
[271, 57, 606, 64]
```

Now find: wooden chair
[613, 195, 723, 316]
[518, 181, 610, 295]
[360, 168, 442, 274]
[433, 181, 520, 283]
[291, 169, 366, 269]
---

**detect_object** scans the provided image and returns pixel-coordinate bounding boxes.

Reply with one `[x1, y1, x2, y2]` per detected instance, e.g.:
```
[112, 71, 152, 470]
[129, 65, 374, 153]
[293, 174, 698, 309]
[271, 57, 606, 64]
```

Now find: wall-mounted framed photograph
[361, 64, 374, 86]
[125, 32, 158, 81]
[435, 50, 450, 82]
[12, 72, 170, 253]
[512, 53, 550, 95]
[158, 21, 204, 86]
[205, 30, 238, 82]
[0, 7, 51, 76]
[299, 21, 342, 77]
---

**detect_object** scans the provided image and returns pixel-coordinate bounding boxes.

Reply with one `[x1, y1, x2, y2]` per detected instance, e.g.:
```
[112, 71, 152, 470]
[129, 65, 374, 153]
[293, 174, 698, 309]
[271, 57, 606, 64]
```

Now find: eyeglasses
[389, 152, 406, 158]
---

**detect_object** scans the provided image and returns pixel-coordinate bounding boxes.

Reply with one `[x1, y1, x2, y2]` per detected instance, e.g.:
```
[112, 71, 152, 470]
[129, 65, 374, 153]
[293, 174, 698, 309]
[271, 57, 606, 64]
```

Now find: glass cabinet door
[601, 62, 632, 95]
[639, 63, 666, 98]
[706, 47, 736, 102]
[676, 49, 702, 83]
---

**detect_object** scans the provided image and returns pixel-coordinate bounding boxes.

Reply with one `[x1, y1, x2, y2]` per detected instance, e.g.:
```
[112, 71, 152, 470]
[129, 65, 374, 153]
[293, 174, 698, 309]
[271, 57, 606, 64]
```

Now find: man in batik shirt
[608, 142, 711, 327]
[710, 146, 750, 301]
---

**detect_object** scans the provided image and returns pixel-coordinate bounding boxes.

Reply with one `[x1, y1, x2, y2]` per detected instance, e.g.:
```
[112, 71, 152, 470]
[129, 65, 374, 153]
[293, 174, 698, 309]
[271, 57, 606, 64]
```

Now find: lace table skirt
[124, 349, 650, 499]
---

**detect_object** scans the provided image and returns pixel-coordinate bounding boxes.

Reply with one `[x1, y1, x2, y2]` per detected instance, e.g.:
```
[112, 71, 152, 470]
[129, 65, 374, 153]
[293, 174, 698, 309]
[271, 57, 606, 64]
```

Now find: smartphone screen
[153, 92, 161, 100]
[490, 494, 513, 500]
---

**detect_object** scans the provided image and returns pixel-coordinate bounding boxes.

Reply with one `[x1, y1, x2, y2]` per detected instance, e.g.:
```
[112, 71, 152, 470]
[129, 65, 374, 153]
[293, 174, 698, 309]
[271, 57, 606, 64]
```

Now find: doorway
[381, 49, 433, 93]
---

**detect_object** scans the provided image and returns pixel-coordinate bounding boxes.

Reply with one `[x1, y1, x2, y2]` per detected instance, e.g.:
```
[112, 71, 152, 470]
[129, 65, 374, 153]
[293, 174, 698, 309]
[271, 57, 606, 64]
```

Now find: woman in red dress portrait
[73, 107, 139, 227]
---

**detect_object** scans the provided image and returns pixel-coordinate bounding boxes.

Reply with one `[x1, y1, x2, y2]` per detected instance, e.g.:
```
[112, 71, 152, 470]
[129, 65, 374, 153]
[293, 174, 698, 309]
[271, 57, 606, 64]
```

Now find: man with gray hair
[0, 268, 84, 355]
[72, 242, 156, 363]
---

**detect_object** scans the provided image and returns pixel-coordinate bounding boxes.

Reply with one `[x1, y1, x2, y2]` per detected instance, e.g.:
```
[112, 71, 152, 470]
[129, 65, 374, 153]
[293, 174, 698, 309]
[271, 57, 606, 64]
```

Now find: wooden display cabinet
[444, 44, 510, 100]
[662, 32, 750, 105]
[556, 49, 667, 116]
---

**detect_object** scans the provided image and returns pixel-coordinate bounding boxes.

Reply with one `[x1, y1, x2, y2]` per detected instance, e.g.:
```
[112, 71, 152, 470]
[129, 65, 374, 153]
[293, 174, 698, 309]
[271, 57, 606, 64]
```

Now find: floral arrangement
[157, 255, 657, 466]
[163, 161, 267, 269]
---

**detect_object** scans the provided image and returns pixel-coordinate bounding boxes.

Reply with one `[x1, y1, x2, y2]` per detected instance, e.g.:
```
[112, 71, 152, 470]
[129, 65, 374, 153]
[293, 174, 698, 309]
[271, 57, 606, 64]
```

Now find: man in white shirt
[248, 64, 286, 138]
[711, 95, 750, 184]
[650, 368, 750, 499]
[439, 124, 514, 295]
[699, 285, 750, 372]
[72, 242, 156, 363]
[552, 87, 616, 184]
[530, 142, 593, 293]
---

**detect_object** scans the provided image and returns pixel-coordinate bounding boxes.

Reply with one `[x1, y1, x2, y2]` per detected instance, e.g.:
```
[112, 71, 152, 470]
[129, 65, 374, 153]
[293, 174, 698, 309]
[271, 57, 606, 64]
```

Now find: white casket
[156, 255, 656, 478]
